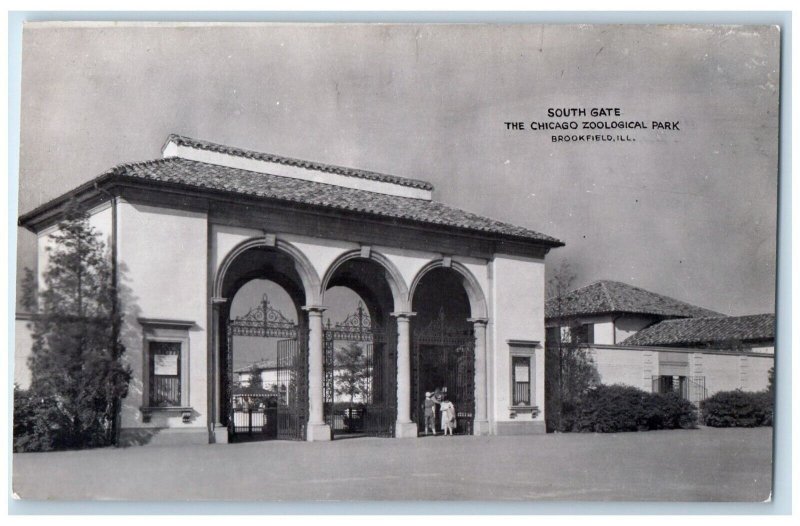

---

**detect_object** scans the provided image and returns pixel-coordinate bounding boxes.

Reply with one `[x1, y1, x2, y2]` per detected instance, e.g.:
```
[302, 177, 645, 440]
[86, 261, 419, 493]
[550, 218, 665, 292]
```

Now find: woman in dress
[439, 396, 456, 436]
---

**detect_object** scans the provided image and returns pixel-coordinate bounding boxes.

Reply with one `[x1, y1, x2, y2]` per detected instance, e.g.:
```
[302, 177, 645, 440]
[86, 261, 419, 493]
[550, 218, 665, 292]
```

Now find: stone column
[392, 312, 418, 438]
[211, 297, 228, 444]
[469, 317, 490, 435]
[304, 306, 331, 441]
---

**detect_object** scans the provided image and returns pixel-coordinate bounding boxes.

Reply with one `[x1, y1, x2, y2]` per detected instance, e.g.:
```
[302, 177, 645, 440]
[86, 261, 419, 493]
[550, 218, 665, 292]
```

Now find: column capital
[390, 311, 417, 320]
[302, 305, 328, 314]
[467, 317, 489, 326]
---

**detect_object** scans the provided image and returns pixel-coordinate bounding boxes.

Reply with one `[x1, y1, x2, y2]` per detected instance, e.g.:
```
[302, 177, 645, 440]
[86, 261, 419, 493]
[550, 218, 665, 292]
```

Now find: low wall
[589, 344, 774, 397]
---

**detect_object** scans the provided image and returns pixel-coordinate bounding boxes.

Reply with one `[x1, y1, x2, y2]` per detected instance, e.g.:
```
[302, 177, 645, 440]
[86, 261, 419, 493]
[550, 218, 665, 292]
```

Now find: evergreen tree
[17, 201, 130, 451]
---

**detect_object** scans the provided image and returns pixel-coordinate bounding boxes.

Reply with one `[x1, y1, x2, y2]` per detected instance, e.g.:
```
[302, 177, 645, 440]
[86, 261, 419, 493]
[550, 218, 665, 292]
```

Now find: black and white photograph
[10, 20, 781, 503]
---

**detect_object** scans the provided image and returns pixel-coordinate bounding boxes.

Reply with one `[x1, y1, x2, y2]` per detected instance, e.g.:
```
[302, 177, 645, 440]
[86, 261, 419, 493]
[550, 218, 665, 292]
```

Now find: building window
[571, 324, 593, 344]
[512, 356, 531, 405]
[149, 341, 182, 407]
[546, 324, 593, 345]
[507, 340, 539, 416]
[139, 318, 194, 413]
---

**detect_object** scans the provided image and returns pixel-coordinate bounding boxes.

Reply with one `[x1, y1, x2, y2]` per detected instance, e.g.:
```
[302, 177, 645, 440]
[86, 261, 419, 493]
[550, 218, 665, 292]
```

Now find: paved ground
[12, 427, 772, 502]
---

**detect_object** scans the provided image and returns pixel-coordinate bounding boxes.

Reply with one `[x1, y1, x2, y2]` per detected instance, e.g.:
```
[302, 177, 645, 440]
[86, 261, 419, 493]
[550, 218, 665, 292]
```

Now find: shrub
[701, 389, 773, 427]
[573, 384, 697, 433]
[13, 387, 70, 452]
[647, 392, 698, 430]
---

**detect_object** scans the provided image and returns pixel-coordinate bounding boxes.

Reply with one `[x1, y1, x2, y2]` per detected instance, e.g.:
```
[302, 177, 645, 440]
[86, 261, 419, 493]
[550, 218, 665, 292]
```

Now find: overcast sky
[15, 23, 780, 316]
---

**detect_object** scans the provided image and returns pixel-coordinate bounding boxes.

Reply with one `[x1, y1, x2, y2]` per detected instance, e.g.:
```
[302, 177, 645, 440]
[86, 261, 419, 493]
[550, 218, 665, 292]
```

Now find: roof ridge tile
[166, 134, 435, 191]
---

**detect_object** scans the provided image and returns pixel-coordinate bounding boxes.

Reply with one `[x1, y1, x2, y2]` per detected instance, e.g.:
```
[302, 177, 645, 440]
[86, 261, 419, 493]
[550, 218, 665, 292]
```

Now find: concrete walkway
[12, 427, 772, 502]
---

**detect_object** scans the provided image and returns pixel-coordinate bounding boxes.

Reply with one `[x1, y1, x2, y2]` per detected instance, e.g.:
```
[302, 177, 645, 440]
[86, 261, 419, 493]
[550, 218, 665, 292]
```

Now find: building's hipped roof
[166, 134, 434, 191]
[20, 154, 563, 246]
[620, 313, 775, 347]
[234, 358, 278, 374]
[545, 280, 723, 320]
[232, 386, 278, 397]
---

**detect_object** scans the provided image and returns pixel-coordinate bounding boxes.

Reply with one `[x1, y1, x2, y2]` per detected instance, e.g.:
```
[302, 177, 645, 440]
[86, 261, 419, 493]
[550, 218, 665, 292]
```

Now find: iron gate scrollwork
[226, 295, 307, 441]
[412, 310, 475, 435]
[323, 303, 396, 438]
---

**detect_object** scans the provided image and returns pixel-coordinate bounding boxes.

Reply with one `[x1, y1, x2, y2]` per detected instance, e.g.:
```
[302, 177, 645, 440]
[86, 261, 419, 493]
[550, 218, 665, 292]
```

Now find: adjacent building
[545, 280, 775, 404]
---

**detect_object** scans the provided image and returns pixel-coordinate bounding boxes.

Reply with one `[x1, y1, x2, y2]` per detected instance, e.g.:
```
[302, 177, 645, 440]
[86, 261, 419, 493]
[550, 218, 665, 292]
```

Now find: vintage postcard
[11, 22, 780, 502]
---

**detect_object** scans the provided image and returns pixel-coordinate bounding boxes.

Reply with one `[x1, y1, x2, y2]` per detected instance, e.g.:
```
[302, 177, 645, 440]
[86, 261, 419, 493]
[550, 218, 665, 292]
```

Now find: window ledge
[509, 405, 541, 419]
[141, 406, 194, 423]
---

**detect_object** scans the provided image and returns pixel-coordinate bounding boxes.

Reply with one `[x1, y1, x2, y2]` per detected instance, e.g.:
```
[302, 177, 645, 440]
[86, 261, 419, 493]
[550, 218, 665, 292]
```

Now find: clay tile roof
[620, 313, 775, 346]
[545, 280, 723, 319]
[233, 358, 278, 374]
[97, 157, 562, 245]
[166, 134, 435, 191]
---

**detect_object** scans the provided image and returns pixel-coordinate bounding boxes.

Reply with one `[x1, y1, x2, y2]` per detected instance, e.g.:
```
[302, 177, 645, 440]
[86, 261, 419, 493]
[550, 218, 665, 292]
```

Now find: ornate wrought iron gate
[277, 338, 307, 440]
[226, 295, 307, 442]
[323, 303, 396, 438]
[412, 311, 475, 435]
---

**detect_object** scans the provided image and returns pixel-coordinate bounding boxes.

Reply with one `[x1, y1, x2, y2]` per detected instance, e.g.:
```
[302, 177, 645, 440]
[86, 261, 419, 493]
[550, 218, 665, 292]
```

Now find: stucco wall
[592, 317, 615, 345]
[614, 315, 656, 344]
[491, 253, 546, 427]
[590, 345, 774, 397]
[37, 202, 113, 288]
[212, 224, 265, 280]
[117, 200, 209, 430]
[740, 354, 773, 392]
[699, 353, 748, 394]
[14, 317, 34, 389]
[591, 347, 654, 391]
[547, 314, 614, 344]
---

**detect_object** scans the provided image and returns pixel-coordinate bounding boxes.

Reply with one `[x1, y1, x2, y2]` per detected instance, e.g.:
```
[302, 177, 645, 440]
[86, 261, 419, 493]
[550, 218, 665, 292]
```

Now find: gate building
[18, 135, 563, 444]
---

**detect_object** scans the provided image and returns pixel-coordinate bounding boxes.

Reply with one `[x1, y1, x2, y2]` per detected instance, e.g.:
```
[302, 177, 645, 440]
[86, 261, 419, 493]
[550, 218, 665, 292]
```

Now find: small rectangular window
[571, 324, 593, 344]
[149, 341, 182, 407]
[512, 356, 531, 405]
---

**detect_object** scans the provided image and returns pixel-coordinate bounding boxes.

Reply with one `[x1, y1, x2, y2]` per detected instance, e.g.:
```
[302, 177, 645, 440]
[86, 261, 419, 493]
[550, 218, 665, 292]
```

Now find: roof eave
[18, 172, 119, 233]
[19, 172, 564, 251]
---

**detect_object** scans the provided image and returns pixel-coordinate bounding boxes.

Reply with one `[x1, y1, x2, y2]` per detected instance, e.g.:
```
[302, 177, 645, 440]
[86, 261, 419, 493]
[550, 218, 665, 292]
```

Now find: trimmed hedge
[573, 384, 697, 433]
[700, 389, 773, 427]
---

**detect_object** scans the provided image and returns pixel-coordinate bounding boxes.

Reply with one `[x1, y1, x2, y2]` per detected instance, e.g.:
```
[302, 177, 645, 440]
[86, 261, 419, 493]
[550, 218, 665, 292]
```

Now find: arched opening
[218, 245, 311, 442]
[411, 266, 477, 435]
[321, 256, 399, 438]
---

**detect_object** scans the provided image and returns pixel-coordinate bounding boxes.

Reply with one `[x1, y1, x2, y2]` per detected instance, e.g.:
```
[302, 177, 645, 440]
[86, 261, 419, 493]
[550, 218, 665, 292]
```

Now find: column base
[212, 426, 229, 444]
[395, 421, 418, 438]
[473, 420, 492, 436]
[306, 423, 332, 442]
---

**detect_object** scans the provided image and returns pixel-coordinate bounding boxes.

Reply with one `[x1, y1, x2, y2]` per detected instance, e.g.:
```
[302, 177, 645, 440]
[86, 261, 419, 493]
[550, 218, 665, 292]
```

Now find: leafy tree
[247, 364, 264, 390]
[335, 342, 370, 405]
[767, 366, 775, 395]
[545, 261, 600, 432]
[15, 201, 131, 451]
[334, 342, 371, 430]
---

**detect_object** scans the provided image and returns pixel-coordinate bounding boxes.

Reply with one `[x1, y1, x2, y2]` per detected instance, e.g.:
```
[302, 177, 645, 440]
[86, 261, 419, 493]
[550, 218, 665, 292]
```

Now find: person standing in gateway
[440, 396, 456, 436]
[424, 392, 438, 435]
